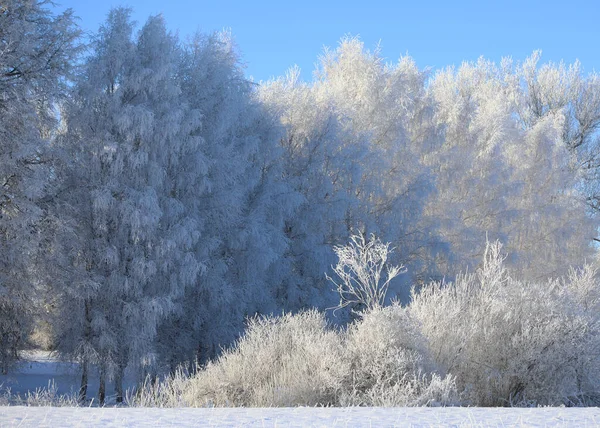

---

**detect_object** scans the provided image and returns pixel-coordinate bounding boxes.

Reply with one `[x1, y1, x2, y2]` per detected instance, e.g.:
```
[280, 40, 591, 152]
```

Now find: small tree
[327, 233, 405, 313]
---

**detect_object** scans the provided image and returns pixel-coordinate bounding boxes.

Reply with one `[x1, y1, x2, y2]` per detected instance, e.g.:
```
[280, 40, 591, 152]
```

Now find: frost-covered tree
[259, 68, 365, 311]
[260, 39, 444, 306]
[514, 52, 600, 213]
[315, 38, 443, 290]
[56, 9, 205, 403]
[0, 0, 79, 372]
[426, 56, 598, 278]
[156, 31, 295, 368]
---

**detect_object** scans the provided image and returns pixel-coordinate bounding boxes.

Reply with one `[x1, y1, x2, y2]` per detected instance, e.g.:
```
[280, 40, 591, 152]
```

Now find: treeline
[2, 1, 600, 404]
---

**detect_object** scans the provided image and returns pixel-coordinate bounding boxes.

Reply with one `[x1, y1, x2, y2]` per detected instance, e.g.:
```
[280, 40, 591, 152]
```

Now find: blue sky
[54, 0, 600, 82]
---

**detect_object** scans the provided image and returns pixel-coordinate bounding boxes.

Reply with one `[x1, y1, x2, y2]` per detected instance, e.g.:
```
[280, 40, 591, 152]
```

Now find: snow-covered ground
[0, 351, 136, 404]
[2, 352, 600, 427]
[1, 406, 600, 427]
[1, 351, 82, 398]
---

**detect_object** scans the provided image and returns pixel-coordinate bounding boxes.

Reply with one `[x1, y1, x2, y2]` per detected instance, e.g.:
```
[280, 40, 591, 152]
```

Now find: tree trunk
[79, 299, 92, 403]
[115, 364, 124, 404]
[99, 365, 106, 406]
[79, 359, 88, 403]
[114, 342, 129, 404]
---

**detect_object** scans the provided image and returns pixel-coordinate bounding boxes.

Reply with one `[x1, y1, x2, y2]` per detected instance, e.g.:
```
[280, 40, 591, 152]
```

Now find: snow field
[1, 406, 600, 427]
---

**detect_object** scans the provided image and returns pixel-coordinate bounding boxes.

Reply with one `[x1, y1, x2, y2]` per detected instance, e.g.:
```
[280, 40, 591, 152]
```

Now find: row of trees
[2, 1, 600, 403]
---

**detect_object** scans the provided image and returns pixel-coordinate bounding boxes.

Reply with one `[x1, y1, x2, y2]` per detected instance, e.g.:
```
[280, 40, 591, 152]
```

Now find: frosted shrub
[126, 369, 190, 408]
[558, 265, 600, 405]
[18, 381, 79, 407]
[328, 233, 405, 313]
[180, 307, 457, 408]
[0, 381, 79, 407]
[409, 241, 600, 406]
[341, 304, 458, 406]
[158, 241, 600, 409]
[183, 310, 347, 407]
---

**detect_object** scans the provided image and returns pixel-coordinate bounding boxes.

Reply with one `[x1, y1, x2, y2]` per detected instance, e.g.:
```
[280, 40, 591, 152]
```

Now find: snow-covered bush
[0, 381, 79, 407]
[126, 369, 190, 408]
[328, 233, 405, 313]
[179, 306, 456, 408]
[182, 310, 347, 407]
[409, 241, 600, 406]
[558, 265, 600, 405]
[341, 304, 458, 406]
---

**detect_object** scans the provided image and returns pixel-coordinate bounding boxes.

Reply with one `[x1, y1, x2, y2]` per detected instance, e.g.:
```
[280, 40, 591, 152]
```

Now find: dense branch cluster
[327, 234, 405, 312]
[2, 1, 600, 405]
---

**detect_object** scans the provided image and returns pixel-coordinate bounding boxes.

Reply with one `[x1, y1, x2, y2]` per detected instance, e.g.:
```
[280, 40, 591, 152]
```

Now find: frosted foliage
[259, 71, 361, 311]
[259, 38, 439, 307]
[135, 39, 600, 385]
[154, 30, 294, 369]
[54, 9, 209, 402]
[180, 310, 455, 408]
[183, 311, 347, 407]
[0, 0, 79, 370]
[342, 305, 457, 407]
[315, 39, 442, 288]
[410, 241, 600, 406]
[328, 233, 405, 312]
[5, 5, 600, 408]
[425, 56, 598, 279]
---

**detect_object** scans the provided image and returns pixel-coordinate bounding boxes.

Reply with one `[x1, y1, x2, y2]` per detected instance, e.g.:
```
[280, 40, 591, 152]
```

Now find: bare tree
[327, 233, 405, 313]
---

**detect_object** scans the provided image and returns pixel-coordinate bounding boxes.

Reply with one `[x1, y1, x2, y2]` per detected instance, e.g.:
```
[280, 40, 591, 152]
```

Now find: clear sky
[53, 0, 600, 82]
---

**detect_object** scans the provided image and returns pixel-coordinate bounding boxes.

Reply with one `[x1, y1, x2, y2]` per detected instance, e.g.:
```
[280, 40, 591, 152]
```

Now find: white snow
[0, 351, 135, 404]
[1, 406, 599, 427]
[0, 351, 80, 396]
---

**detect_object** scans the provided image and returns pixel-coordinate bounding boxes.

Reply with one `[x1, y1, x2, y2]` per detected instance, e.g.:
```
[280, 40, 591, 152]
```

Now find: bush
[126, 369, 190, 408]
[341, 304, 458, 406]
[409, 241, 600, 406]
[179, 307, 456, 408]
[0, 381, 79, 407]
[327, 233, 405, 313]
[182, 310, 347, 407]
